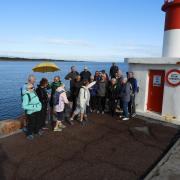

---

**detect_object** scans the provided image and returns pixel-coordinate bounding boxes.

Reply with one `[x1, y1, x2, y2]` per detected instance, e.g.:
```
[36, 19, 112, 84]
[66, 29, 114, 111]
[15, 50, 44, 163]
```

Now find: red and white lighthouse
[162, 0, 180, 57]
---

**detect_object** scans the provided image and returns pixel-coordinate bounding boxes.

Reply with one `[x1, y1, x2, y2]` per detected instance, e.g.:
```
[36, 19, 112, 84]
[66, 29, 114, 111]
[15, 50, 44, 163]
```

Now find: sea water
[0, 61, 127, 120]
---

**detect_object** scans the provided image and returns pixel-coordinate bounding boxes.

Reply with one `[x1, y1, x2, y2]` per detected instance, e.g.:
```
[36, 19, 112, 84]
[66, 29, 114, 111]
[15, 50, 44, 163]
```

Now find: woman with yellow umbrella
[32, 62, 62, 130]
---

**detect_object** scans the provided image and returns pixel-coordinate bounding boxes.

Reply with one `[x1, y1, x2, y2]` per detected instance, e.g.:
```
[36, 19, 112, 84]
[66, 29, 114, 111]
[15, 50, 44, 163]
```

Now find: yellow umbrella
[32, 62, 60, 73]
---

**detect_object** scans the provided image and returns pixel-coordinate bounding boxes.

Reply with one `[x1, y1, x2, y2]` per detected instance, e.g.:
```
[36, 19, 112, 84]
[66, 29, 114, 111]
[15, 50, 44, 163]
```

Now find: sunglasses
[28, 87, 34, 90]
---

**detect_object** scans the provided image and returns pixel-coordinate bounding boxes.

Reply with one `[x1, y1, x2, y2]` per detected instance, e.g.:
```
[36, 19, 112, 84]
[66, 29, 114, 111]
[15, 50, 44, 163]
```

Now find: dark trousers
[119, 98, 123, 110]
[109, 98, 117, 116]
[123, 101, 129, 118]
[90, 96, 97, 110]
[39, 106, 47, 129]
[128, 95, 136, 115]
[26, 111, 41, 136]
[72, 95, 77, 112]
[97, 96, 106, 112]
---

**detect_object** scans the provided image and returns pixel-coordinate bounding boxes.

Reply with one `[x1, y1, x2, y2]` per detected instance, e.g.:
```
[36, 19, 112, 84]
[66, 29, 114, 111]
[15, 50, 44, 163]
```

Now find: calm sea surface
[0, 61, 128, 120]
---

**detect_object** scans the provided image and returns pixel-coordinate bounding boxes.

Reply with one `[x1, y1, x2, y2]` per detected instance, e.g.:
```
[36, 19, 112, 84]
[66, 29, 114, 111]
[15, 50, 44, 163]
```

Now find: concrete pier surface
[145, 138, 180, 180]
[0, 113, 179, 180]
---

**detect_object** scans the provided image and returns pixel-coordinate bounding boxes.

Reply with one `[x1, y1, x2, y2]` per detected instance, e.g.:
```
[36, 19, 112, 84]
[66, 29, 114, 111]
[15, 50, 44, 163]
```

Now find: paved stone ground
[145, 139, 180, 180]
[0, 113, 178, 180]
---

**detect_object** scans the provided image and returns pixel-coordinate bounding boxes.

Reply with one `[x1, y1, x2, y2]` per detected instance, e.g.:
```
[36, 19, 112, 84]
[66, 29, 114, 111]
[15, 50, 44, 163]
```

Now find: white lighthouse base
[125, 58, 180, 125]
[162, 29, 180, 57]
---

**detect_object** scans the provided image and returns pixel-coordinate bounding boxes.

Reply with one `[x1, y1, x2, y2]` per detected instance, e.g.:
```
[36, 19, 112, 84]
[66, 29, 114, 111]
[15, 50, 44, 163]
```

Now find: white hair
[123, 77, 128, 82]
[28, 74, 35, 82]
[111, 78, 116, 82]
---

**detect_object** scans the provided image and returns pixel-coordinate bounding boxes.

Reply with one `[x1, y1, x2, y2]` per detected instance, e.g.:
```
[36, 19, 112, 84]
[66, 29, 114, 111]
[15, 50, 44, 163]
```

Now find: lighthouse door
[147, 70, 165, 113]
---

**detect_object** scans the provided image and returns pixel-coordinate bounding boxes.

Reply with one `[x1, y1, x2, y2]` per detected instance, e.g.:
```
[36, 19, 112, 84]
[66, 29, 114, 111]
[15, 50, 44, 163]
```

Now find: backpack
[21, 86, 31, 103]
[53, 90, 65, 106]
[21, 93, 31, 115]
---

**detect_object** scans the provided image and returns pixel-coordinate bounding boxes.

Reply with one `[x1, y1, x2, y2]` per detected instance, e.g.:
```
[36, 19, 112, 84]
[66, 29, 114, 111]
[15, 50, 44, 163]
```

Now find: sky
[0, 0, 165, 61]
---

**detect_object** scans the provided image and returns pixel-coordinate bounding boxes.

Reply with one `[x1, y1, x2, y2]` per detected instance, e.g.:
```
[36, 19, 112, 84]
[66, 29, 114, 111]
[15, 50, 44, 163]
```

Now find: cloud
[111, 43, 162, 57]
[0, 38, 21, 44]
[41, 38, 94, 48]
[0, 38, 162, 61]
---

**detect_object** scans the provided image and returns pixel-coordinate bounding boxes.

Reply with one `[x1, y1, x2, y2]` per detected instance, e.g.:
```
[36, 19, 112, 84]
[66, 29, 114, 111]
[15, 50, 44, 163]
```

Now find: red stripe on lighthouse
[162, 0, 180, 30]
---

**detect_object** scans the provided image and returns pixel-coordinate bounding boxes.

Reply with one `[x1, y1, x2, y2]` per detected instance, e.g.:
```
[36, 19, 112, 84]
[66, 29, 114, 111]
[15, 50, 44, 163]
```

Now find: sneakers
[131, 113, 136, 117]
[119, 115, 124, 118]
[69, 117, 74, 121]
[59, 123, 66, 129]
[68, 118, 74, 125]
[42, 127, 49, 130]
[38, 130, 43, 136]
[68, 120, 74, 125]
[122, 117, 129, 121]
[101, 111, 104, 115]
[22, 127, 28, 133]
[27, 135, 34, 140]
[53, 127, 62, 132]
[97, 111, 100, 114]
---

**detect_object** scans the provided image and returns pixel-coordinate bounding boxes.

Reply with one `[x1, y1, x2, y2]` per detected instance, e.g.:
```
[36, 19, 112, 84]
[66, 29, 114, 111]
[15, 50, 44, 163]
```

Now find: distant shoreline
[0, 57, 85, 62]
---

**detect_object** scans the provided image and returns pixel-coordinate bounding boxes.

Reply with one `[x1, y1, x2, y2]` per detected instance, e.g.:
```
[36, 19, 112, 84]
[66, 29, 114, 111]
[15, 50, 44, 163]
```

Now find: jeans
[123, 101, 129, 118]
[128, 95, 136, 115]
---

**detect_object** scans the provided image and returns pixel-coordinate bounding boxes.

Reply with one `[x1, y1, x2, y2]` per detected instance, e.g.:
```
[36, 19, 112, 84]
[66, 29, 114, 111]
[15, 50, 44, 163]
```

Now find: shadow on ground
[0, 144, 7, 180]
[0, 113, 178, 180]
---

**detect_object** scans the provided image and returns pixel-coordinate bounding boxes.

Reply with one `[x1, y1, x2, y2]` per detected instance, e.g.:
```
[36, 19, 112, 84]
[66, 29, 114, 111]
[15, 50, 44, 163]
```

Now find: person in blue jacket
[22, 84, 42, 140]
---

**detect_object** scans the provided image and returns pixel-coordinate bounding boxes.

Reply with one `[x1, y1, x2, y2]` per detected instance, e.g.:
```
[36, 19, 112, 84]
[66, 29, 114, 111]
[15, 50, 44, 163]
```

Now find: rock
[0, 116, 25, 136]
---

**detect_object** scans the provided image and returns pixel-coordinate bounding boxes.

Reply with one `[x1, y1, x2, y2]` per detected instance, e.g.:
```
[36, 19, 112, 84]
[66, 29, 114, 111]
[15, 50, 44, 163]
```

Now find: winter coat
[77, 86, 90, 108]
[116, 76, 123, 93]
[71, 80, 83, 97]
[49, 81, 63, 96]
[128, 78, 138, 94]
[108, 84, 119, 100]
[36, 86, 48, 109]
[89, 82, 98, 97]
[22, 91, 42, 115]
[80, 71, 91, 81]
[97, 81, 106, 97]
[54, 87, 69, 112]
[120, 82, 131, 102]
[109, 65, 119, 78]
[49, 81, 63, 106]
[65, 71, 79, 90]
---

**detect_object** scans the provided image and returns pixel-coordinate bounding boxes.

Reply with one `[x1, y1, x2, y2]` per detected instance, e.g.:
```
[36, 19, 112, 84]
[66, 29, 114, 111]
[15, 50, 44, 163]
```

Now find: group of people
[21, 63, 138, 140]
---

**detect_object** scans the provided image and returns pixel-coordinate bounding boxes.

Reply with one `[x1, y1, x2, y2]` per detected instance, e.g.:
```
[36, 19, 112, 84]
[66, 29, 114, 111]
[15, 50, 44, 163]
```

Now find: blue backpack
[53, 90, 65, 106]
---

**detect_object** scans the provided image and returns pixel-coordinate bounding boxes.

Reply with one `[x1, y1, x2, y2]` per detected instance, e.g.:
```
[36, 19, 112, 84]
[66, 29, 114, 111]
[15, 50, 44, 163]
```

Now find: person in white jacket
[70, 80, 90, 125]
[54, 84, 69, 131]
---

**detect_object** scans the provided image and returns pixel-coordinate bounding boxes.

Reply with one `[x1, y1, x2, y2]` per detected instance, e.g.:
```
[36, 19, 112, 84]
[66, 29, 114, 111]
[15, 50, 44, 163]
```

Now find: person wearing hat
[80, 66, 91, 81]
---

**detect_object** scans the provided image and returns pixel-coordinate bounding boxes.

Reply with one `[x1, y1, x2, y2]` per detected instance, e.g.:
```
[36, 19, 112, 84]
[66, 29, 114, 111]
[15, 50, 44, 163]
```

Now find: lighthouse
[124, 1, 180, 124]
[162, 0, 180, 57]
